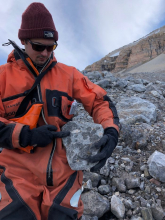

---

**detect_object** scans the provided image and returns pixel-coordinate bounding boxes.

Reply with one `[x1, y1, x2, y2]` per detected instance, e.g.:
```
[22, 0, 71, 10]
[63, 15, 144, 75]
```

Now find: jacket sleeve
[0, 92, 24, 149]
[72, 68, 119, 132]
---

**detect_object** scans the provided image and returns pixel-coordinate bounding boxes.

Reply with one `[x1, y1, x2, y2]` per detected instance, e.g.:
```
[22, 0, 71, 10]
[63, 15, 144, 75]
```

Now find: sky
[0, 0, 165, 71]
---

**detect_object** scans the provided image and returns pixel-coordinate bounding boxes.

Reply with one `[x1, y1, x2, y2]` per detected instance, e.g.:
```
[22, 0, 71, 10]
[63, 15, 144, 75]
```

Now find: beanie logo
[44, 31, 54, 38]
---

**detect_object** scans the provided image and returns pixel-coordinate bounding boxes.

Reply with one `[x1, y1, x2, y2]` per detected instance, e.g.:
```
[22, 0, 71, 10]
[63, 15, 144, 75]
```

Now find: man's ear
[21, 40, 25, 45]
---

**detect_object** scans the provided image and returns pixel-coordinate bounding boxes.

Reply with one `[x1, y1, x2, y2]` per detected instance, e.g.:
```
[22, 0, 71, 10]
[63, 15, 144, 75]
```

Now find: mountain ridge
[85, 25, 165, 74]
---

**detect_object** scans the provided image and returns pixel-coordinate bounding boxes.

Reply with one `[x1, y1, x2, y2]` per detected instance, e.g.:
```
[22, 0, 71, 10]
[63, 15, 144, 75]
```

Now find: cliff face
[85, 26, 165, 73]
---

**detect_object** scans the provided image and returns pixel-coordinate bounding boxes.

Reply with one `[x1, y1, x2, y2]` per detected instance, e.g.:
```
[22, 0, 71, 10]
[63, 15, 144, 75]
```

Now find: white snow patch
[110, 51, 120, 57]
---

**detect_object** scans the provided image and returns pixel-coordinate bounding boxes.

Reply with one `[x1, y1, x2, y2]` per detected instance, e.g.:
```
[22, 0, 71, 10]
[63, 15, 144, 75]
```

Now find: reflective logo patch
[44, 31, 54, 38]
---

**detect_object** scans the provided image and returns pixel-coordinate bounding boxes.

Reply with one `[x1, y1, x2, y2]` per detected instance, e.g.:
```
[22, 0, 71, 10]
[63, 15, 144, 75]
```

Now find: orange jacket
[0, 50, 119, 151]
[0, 49, 119, 218]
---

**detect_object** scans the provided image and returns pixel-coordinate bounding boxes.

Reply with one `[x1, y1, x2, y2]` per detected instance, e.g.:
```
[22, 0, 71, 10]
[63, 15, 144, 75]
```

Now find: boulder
[62, 121, 104, 170]
[111, 195, 125, 218]
[116, 96, 157, 124]
[81, 191, 110, 218]
[147, 151, 165, 182]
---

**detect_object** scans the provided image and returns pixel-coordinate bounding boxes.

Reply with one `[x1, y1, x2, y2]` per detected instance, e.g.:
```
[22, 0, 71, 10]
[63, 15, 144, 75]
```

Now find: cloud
[80, 0, 165, 62]
[0, 0, 164, 71]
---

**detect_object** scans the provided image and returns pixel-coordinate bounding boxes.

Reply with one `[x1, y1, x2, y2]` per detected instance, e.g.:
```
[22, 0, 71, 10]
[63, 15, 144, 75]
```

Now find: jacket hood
[7, 50, 16, 63]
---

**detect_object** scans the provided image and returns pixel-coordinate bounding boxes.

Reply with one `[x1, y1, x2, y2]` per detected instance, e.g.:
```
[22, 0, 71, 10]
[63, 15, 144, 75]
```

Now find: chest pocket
[2, 91, 29, 119]
[46, 89, 74, 122]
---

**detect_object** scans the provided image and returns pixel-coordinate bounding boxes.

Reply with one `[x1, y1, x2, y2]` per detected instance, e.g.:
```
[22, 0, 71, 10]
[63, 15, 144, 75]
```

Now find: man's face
[21, 38, 55, 65]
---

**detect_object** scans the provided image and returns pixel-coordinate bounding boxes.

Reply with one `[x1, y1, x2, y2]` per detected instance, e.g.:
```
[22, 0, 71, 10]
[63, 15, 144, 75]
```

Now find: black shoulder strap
[24, 61, 57, 96]
[15, 61, 57, 116]
[3, 39, 57, 116]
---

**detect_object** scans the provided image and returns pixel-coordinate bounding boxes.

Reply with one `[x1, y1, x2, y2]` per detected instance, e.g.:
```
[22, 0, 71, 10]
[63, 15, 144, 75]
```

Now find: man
[0, 2, 119, 220]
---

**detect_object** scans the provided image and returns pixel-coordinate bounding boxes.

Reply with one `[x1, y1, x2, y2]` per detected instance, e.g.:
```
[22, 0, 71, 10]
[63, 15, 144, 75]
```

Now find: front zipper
[36, 58, 56, 186]
[37, 84, 56, 186]
[46, 140, 56, 186]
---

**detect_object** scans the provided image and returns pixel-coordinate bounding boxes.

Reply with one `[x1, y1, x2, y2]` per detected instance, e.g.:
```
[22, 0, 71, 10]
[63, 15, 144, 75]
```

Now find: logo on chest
[5, 102, 21, 109]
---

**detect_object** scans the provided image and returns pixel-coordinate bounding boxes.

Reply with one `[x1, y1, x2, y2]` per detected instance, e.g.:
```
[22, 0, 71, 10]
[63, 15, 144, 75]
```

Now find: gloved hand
[88, 127, 118, 172]
[19, 125, 70, 148]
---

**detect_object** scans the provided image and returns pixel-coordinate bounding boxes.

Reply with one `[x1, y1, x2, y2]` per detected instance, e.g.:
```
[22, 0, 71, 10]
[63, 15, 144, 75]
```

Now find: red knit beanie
[18, 2, 58, 41]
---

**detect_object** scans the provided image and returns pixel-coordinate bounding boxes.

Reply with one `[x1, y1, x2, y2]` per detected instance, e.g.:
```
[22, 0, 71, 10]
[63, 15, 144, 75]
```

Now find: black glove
[19, 125, 70, 148]
[88, 127, 118, 172]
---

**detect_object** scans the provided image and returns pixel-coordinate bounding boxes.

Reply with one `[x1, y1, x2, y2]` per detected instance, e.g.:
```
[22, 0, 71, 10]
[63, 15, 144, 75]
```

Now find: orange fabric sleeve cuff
[12, 123, 25, 149]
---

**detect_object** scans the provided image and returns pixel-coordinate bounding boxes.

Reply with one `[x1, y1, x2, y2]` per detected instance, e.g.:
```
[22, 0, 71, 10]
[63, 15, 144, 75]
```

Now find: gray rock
[141, 207, 154, 220]
[100, 179, 107, 185]
[140, 197, 148, 207]
[101, 71, 112, 77]
[123, 199, 133, 209]
[147, 150, 165, 182]
[145, 186, 151, 194]
[81, 191, 110, 218]
[132, 79, 144, 84]
[84, 180, 93, 191]
[125, 163, 134, 172]
[90, 217, 98, 220]
[115, 79, 128, 89]
[161, 139, 165, 151]
[100, 157, 116, 176]
[133, 207, 141, 215]
[140, 182, 145, 190]
[144, 168, 150, 178]
[95, 79, 111, 88]
[125, 177, 141, 189]
[62, 121, 104, 170]
[145, 83, 156, 92]
[85, 71, 102, 81]
[111, 195, 125, 218]
[81, 215, 90, 220]
[143, 79, 150, 85]
[121, 157, 131, 162]
[108, 157, 115, 164]
[151, 205, 165, 220]
[100, 160, 110, 177]
[127, 209, 133, 217]
[98, 185, 111, 195]
[140, 165, 147, 171]
[81, 215, 98, 220]
[112, 178, 126, 192]
[150, 90, 161, 98]
[104, 74, 118, 83]
[116, 97, 157, 124]
[83, 171, 101, 187]
[130, 217, 143, 220]
[128, 84, 146, 92]
[128, 189, 136, 194]
[132, 201, 141, 210]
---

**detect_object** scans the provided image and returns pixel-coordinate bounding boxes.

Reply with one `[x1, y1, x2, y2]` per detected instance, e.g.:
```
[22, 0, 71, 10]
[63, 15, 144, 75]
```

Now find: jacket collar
[7, 49, 57, 77]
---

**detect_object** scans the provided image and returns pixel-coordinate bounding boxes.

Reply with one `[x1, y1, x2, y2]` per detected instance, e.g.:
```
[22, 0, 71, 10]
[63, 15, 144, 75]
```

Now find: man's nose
[40, 49, 48, 56]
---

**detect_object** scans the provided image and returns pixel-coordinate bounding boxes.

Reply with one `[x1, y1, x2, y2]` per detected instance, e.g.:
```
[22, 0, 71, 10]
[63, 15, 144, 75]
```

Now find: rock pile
[71, 70, 165, 220]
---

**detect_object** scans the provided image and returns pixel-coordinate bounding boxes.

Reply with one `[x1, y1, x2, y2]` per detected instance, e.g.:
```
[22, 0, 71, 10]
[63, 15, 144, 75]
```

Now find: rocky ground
[1, 69, 165, 220]
[73, 70, 165, 220]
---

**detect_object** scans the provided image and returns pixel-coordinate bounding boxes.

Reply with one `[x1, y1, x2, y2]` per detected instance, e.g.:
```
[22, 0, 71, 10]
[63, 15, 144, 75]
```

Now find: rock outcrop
[84, 26, 165, 73]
